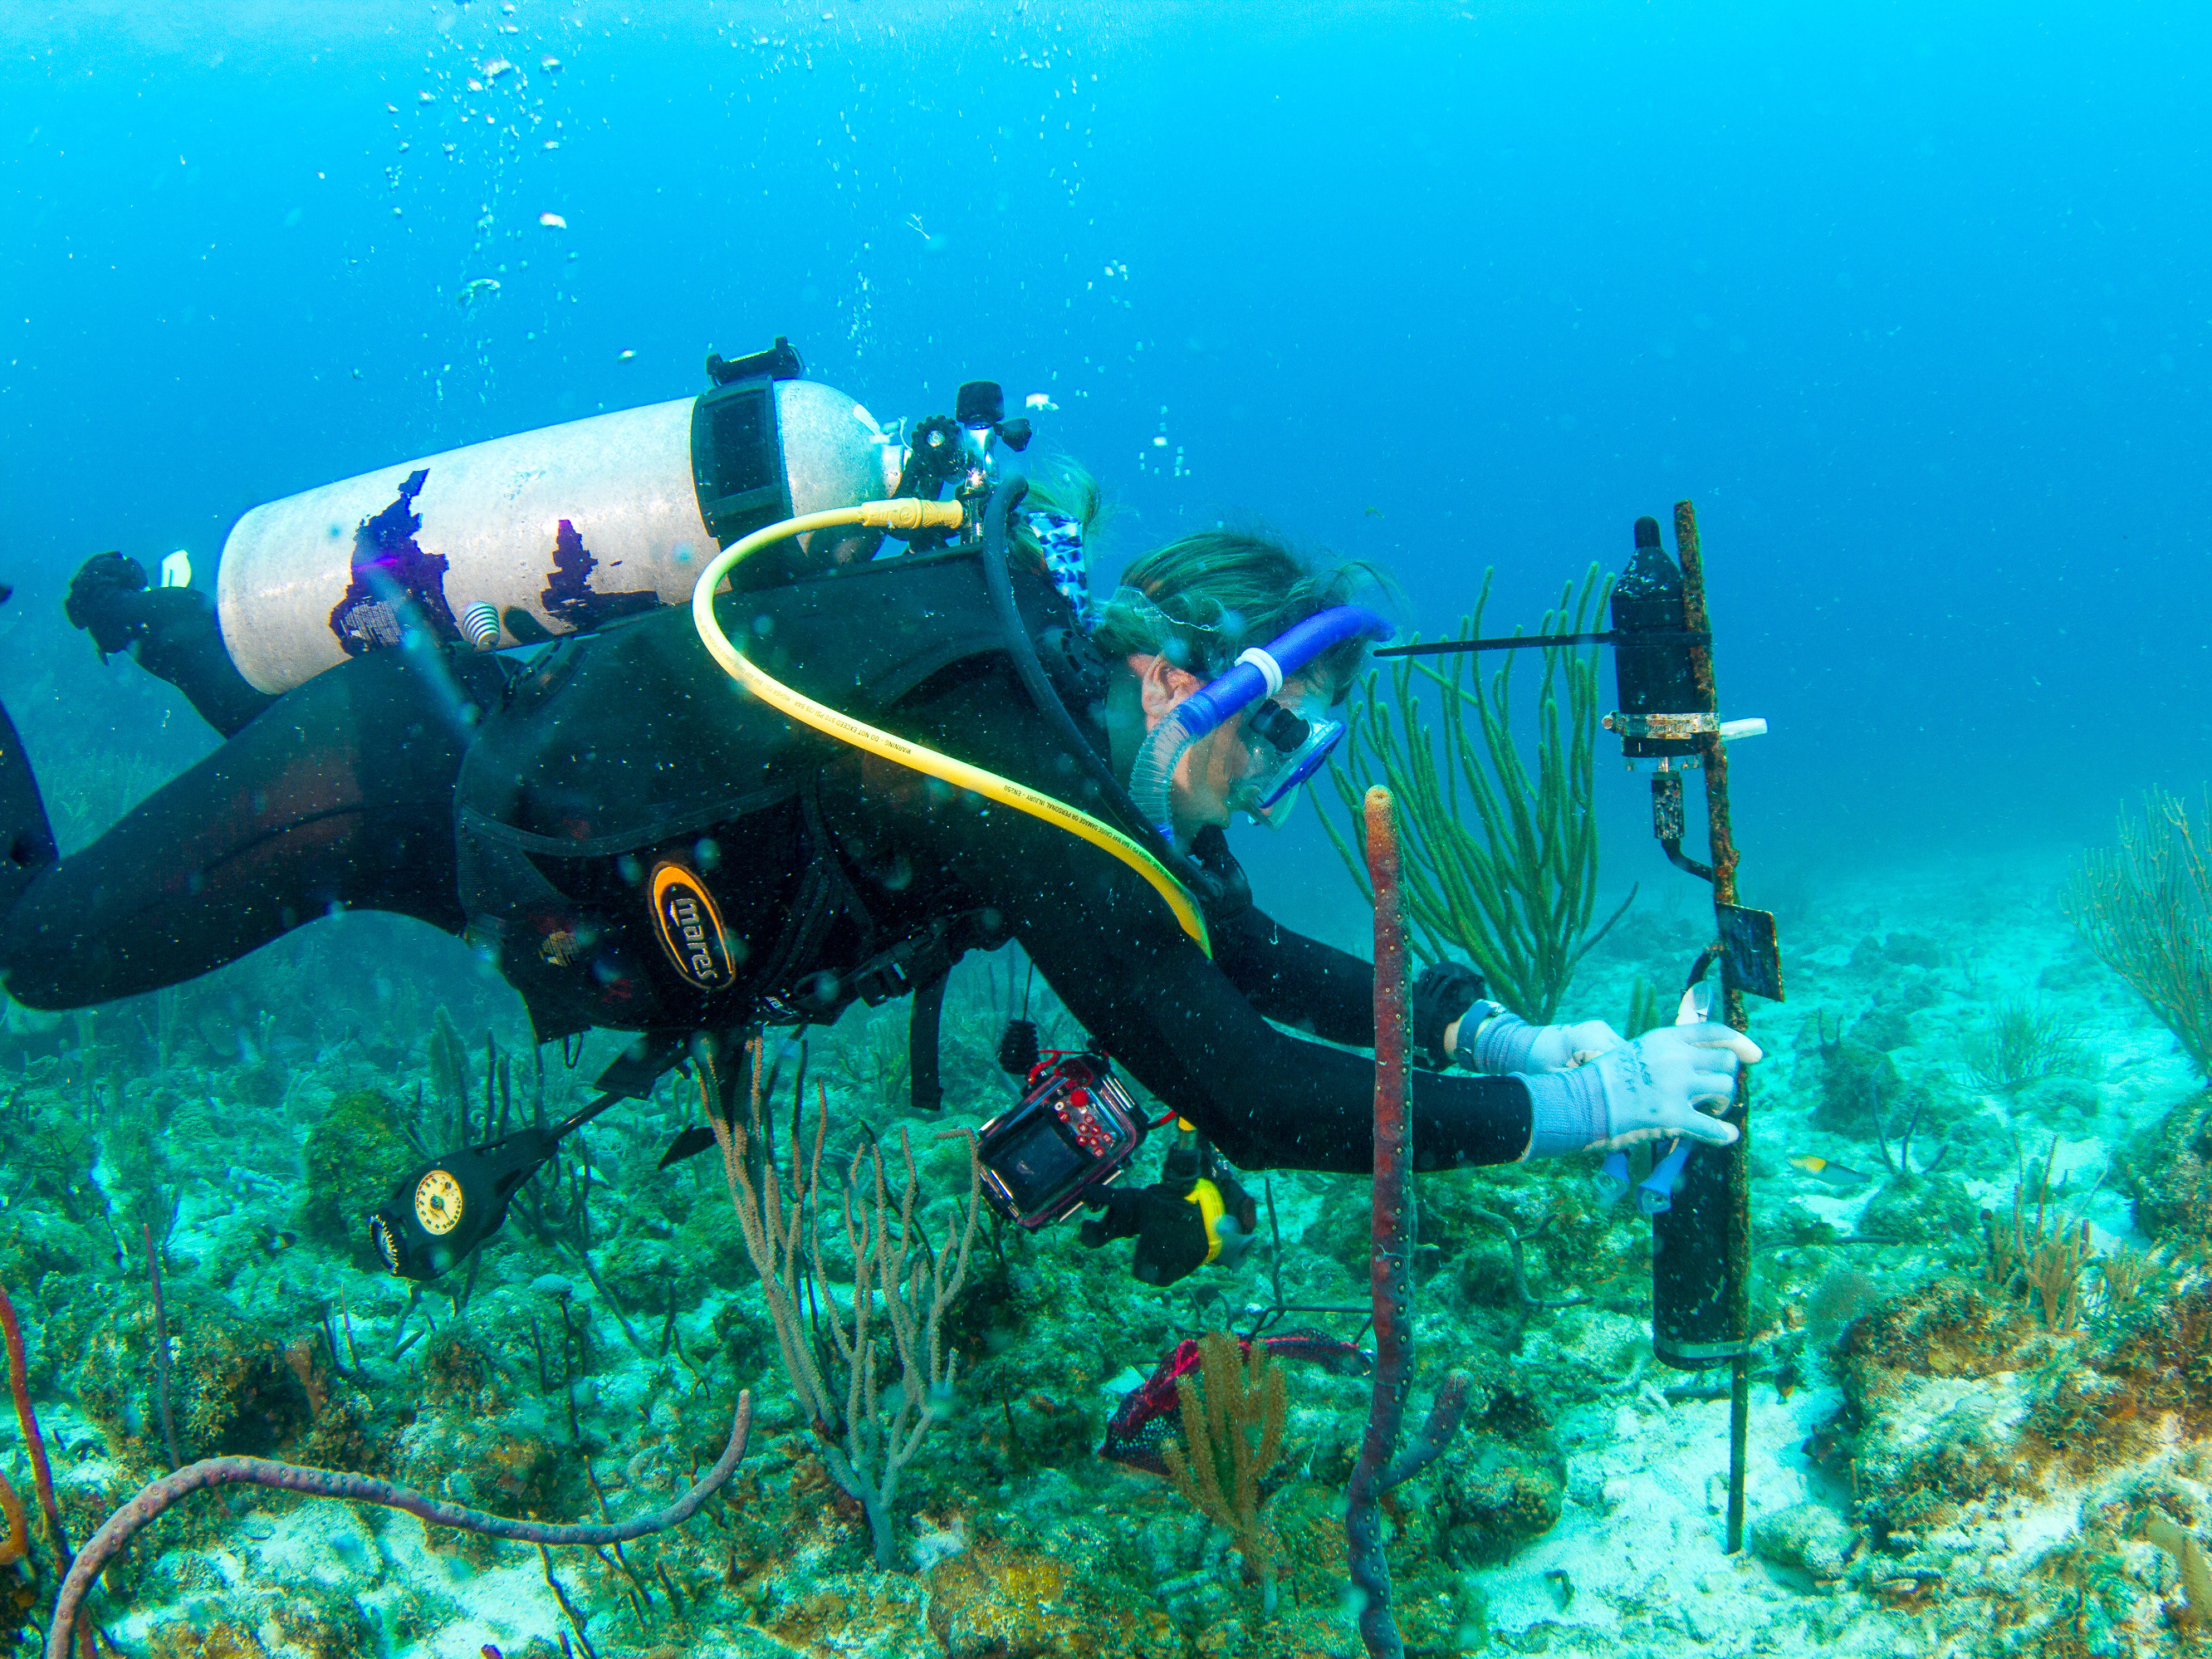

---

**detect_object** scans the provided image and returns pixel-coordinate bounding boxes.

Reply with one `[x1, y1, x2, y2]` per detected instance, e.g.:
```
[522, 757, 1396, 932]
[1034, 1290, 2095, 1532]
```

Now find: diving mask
[1232, 694, 1344, 826]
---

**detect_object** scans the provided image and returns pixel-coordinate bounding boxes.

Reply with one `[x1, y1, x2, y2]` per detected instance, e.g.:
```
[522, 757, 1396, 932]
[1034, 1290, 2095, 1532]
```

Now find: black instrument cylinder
[1650, 1125, 1744, 1370]
[1610, 516, 1710, 761]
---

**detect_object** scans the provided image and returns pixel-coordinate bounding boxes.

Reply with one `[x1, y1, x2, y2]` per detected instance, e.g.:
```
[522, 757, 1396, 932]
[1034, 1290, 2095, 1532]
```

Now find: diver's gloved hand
[1466, 1009, 1627, 1074]
[1517, 1022, 1760, 1156]
[65, 552, 154, 659]
[1412, 961, 1485, 1069]
[1079, 1172, 1258, 1286]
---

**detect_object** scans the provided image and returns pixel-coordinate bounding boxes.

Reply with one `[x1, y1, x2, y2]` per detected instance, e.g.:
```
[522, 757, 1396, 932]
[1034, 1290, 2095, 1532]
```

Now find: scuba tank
[215, 339, 898, 694]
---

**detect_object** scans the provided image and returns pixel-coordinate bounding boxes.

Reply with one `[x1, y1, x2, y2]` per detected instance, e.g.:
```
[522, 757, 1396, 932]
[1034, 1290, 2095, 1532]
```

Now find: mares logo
[648, 860, 736, 994]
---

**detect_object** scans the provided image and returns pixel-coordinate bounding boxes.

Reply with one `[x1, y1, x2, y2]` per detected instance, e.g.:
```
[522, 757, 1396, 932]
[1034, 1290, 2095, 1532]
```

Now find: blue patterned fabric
[1025, 509, 1095, 630]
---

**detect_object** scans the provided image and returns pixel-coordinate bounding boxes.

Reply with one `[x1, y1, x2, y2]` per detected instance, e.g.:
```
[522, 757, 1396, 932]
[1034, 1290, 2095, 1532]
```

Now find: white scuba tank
[215, 360, 899, 694]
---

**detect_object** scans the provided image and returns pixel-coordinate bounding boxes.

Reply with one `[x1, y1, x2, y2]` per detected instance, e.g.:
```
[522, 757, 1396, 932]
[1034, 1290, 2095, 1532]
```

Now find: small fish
[1788, 1154, 1872, 1187]
[456, 277, 502, 309]
[418, 90, 435, 104]
[384, 101, 399, 113]
[616, 348, 636, 362]
[542, 139, 560, 151]
[538, 211, 566, 229]
[262, 1230, 299, 1255]
[541, 55, 561, 71]
[482, 58, 513, 79]
[466, 78, 483, 92]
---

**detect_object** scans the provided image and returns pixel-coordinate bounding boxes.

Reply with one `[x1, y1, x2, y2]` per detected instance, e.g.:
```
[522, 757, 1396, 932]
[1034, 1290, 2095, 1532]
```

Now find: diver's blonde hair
[1094, 528, 1388, 697]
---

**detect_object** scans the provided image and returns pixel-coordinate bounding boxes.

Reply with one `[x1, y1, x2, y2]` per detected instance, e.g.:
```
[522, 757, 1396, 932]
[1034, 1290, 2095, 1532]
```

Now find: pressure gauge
[413, 1169, 464, 1236]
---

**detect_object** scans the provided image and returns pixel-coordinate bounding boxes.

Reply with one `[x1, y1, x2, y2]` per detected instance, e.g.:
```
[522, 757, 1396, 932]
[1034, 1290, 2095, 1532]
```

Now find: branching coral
[2095, 1245, 2165, 1319]
[713, 1050, 981, 1569]
[0, 1471, 24, 1566]
[2064, 787, 2212, 1079]
[1161, 1330, 1289, 1614]
[1960, 1000, 2082, 1094]
[0, 1282, 68, 1569]
[1982, 1148, 2100, 1334]
[1319, 570, 1627, 1021]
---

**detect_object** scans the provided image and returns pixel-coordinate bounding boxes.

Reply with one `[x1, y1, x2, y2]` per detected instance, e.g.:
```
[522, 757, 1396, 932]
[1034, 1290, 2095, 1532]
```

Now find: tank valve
[461, 602, 502, 651]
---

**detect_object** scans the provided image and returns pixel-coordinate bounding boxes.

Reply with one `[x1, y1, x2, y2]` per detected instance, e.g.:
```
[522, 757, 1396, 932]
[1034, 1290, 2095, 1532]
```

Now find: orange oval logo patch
[648, 860, 737, 993]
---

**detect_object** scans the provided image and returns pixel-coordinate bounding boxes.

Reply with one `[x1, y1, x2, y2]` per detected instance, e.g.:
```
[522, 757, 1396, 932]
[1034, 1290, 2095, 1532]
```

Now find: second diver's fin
[0, 700, 57, 912]
[657, 1124, 720, 1169]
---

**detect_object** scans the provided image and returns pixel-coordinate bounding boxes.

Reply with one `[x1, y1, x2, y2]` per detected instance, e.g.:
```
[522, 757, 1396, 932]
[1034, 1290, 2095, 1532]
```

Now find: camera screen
[993, 1114, 1086, 1212]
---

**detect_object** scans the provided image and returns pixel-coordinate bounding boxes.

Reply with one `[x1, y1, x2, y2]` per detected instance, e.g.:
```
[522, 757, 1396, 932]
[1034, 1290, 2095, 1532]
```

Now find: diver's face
[1133, 654, 1335, 844]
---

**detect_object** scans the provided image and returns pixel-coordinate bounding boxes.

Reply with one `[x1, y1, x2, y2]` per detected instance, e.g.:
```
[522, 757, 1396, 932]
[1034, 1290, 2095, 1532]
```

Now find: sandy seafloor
[0, 839, 2202, 1659]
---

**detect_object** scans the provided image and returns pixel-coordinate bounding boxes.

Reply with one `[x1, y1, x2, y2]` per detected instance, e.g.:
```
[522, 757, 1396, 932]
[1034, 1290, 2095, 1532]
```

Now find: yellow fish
[1788, 1155, 1872, 1187]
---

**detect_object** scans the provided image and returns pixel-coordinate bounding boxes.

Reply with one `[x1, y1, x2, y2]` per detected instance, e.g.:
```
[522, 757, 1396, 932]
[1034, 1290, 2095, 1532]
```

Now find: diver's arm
[1020, 888, 1533, 1173]
[981, 826, 1531, 1172]
[867, 664, 1531, 1172]
[1182, 822, 1374, 1046]
[1206, 898, 1376, 1047]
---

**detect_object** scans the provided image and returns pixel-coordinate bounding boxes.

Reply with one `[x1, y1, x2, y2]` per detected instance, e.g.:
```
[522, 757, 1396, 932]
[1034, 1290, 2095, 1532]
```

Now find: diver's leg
[66, 552, 277, 737]
[0, 701, 58, 909]
[0, 647, 498, 1008]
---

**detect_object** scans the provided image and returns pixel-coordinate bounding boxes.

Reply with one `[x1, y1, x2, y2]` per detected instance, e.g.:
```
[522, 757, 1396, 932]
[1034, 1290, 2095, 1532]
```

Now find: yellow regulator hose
[691, 499, 1211, 956]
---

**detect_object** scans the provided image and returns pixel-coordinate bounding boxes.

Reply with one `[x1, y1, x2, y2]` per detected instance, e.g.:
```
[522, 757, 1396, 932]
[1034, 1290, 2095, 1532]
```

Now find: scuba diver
[0, 344, 1756, 1285]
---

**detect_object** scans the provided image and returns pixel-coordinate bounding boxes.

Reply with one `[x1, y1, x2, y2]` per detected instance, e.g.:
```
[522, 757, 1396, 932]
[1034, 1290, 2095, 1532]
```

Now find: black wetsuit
[2, 555, 1534, 1176]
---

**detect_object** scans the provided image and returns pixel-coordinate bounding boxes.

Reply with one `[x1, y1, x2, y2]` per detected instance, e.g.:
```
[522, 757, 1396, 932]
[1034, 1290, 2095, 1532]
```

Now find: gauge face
[414, 1169, 464, 1236]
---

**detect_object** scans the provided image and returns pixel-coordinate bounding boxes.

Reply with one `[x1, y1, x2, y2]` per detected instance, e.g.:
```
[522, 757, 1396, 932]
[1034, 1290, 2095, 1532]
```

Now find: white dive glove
[1516, 1022, 1763, 1157]
[1464, 1006, 1627, 1074]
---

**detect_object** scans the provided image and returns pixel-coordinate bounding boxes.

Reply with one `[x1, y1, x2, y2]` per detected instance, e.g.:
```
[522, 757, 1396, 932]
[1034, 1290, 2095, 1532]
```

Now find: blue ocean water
[2, 4, 2210, 1656]
[7, 1, 2206, 907]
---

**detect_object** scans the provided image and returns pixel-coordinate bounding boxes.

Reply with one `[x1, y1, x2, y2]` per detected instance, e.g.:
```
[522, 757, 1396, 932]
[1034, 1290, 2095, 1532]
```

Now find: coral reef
[0, 834, 2205, 1658]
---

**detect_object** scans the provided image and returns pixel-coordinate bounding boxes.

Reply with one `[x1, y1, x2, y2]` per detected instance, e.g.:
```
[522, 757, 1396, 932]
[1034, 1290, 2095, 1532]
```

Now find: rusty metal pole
[1672, 500, 1754, 1555]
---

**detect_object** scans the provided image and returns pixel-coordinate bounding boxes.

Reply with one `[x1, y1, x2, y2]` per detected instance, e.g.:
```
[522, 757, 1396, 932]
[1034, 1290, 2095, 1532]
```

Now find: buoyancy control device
[215, 338, 900, 693]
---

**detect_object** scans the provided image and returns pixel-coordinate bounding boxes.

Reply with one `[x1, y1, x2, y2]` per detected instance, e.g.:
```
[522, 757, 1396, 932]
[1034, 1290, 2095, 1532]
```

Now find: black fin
[657, 1124, 719, 1169]
[0, 702, 56, 911]
[910, 970, 947, 1112]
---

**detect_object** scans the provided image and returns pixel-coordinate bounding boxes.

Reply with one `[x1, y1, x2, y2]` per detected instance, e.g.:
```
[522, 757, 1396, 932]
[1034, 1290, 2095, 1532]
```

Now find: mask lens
[1234, 710, 1344, 826]
[1253, 716, 1343, 810]
[1249, 698, 1309, 752]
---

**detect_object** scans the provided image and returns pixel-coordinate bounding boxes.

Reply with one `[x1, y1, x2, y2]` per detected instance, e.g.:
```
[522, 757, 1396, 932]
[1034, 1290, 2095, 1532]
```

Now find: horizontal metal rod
[1363, 628, 1707, 658]
[1374, 629, 1709, 658]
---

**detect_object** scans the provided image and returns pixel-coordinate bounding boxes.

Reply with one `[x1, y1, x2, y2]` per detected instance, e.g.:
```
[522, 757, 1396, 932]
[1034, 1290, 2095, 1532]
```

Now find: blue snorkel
[1128, 604, 1392, 841]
